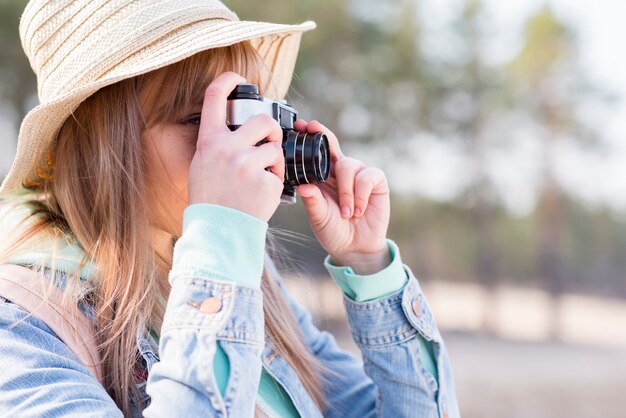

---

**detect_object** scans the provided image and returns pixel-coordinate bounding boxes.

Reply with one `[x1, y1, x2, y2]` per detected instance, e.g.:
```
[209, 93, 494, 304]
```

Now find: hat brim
[1, 19, 315, 196]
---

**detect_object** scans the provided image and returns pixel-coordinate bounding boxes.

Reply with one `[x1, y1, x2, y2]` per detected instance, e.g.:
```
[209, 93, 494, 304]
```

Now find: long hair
[0, 41, 325, 416]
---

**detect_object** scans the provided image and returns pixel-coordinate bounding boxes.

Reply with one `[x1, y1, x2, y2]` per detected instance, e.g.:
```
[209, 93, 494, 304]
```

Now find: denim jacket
[0, 210, 460, 417]
[0, 264, 459, 417]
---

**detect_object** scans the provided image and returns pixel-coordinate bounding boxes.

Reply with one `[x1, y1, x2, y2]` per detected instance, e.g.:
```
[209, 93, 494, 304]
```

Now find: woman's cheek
[160, 128, 197, 173]
[143, 125, 196, 186]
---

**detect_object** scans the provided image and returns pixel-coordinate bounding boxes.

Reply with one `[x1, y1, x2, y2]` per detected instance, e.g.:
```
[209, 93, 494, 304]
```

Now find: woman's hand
[294, 120, 391, 275]
[188, 72, 285, 222]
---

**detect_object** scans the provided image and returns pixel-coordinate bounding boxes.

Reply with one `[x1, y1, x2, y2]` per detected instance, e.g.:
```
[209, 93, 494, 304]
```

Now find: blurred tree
[508, 5, 593, 338]
[416, 0, 506, 332]
[0, 0, 35, 128]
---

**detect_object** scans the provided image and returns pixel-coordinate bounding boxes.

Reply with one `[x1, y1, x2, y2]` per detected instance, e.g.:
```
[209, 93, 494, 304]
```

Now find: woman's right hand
[187, 72, 285, 222]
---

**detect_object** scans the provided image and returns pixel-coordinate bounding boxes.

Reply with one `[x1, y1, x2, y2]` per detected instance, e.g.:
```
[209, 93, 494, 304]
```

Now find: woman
[0, 0, 459, 417]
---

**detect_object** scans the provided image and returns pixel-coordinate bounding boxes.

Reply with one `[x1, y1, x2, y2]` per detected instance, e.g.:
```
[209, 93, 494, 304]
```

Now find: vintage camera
[226, 84, 331, 204]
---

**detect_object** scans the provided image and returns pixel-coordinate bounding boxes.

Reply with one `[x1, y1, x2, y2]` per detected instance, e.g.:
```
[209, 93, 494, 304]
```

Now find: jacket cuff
[343, 268, 440, 345]
[323, 239, 408, 302]
[170, 204, 268, 290]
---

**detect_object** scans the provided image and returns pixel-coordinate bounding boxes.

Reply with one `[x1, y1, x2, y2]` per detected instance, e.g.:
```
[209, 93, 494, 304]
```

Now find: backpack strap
[0, 264, 104, 385]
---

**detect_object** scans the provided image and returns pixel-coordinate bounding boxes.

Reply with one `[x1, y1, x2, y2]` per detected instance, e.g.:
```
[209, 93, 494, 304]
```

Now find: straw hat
[0, 0, 315, 195]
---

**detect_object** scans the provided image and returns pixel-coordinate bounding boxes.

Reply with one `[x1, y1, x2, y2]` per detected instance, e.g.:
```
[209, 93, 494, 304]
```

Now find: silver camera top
[226, 84, 297, 129]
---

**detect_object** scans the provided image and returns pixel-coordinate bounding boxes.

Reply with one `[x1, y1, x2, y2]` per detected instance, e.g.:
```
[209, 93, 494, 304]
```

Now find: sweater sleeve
[172, 203, 268, 289]
[323, 239, 407, 302]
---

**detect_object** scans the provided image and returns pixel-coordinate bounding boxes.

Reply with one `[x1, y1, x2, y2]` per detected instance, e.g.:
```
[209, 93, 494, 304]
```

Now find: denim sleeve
[324, 239, 438, 382]
[143, 204, 268, 417]
[0, 297, 123, 417]
[271, 256, 460, 418]
[270, 275, 378, 418]
[343, 265, 461, 418]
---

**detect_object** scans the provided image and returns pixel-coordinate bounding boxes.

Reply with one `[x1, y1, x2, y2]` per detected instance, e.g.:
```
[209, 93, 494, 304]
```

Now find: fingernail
[341, 205, 350, 218]
[354, 207, 362, 217]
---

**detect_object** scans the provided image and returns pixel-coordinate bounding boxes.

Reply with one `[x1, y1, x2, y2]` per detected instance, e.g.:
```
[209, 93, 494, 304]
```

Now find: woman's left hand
[294, 120, 391, 275]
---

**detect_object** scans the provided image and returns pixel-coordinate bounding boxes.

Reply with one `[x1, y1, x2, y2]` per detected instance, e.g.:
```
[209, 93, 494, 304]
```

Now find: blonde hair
[0, 41, 325, 416]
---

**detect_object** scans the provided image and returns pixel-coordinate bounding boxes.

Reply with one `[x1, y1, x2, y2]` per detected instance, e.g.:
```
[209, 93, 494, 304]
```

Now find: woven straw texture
[1, 0, 315, 195]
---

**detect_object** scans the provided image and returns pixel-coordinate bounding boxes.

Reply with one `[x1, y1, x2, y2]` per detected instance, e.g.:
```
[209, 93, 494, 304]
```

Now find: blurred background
[1, 0, 625, 416]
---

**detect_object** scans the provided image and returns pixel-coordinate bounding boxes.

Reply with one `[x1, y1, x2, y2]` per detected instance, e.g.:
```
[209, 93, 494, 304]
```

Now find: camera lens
[283, 130, 331, 186]
[316, 139, 330, 182]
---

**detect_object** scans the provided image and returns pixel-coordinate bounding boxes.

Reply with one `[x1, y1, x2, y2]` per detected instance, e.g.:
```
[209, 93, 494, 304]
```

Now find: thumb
[297, 184, 328, 226]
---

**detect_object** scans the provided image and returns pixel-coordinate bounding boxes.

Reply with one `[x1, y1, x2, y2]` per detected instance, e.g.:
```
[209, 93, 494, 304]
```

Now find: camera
[226, 84, 331, 204]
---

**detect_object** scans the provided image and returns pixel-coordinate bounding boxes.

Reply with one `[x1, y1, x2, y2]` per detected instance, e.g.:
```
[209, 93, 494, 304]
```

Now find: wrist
[330, 244, 391, 275]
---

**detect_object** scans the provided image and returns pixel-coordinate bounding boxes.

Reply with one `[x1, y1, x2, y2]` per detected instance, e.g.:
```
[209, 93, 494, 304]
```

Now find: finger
[235, 114, 284, 147]
[249, 141, 285, 181]
[353, 167, 388, 217]
[334, 157, 366, 218]
[255, 142, 285, 182]
[294, 119, 308, 132]
[305, 120, 344, 163]
[297, 184, 330, 227]
[199, 71, 247, 133]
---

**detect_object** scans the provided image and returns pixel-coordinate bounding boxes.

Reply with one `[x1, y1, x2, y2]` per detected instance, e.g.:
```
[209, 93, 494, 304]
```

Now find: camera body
[226, 84, 330, 204]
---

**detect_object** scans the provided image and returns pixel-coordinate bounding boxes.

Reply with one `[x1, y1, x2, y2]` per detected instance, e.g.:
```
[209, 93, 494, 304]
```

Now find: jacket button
[187, 297, 223, 314]
[200, 297, 222, 314]
[412, 296, 422, 317]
